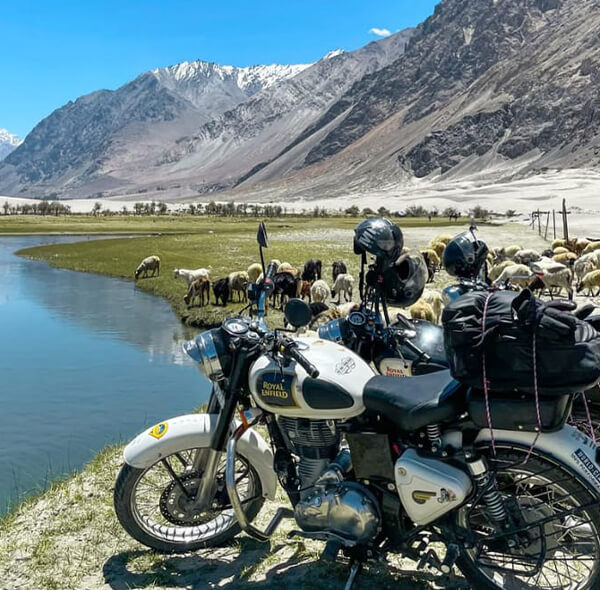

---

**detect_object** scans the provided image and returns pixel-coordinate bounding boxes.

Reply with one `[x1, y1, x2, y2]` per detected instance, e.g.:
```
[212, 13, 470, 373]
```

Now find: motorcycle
[115, 224, 600, 590]
[319, 244, 600, 438]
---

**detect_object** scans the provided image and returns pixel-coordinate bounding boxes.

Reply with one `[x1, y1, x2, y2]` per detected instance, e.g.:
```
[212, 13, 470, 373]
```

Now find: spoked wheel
[114, 448, 264, 552]
[456, 448, 600, 590]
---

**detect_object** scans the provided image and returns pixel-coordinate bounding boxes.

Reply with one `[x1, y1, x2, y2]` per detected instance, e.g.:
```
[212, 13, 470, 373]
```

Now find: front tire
[455, 448, 600, 590]
[114, 448, 264, 553]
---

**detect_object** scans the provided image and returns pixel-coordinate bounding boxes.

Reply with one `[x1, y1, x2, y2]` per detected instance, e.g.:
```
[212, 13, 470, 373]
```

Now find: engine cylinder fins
[278, 417, 339, 448]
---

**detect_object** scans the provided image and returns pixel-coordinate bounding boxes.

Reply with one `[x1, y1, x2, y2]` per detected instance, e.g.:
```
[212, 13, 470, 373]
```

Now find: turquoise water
[0, 236, 209, 513]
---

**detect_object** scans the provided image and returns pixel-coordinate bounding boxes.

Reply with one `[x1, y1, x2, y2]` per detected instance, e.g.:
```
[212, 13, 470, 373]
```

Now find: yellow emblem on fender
[149, 422, 169, 439]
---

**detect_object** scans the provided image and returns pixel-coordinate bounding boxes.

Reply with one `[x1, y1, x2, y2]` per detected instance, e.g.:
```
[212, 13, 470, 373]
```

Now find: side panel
[475, 426, 600, 497]
[122, 414, 277, 500]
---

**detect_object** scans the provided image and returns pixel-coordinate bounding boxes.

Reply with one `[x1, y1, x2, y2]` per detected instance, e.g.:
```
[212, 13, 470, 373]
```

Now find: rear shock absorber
[466, 456, 507, 524]
[426, 424, 442, 452]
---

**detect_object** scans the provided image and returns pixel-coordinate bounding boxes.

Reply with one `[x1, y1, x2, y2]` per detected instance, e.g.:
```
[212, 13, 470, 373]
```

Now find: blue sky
[1, 1, 439, 138]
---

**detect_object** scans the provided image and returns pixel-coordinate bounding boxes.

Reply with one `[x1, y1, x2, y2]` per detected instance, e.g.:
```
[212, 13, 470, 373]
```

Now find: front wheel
[114, 447, 264, 553]
[455, 448, 600, 590]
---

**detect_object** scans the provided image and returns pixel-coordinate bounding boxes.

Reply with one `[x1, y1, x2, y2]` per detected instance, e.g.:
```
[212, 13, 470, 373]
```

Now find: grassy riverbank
[16, 216, 464, 328]
[0, 444, 445, 590]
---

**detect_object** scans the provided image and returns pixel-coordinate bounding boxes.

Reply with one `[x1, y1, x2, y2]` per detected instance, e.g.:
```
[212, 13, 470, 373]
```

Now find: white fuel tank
[248, 337, 374, 419]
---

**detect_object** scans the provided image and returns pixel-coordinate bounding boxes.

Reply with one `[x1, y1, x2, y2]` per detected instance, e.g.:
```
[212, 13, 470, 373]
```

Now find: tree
[362, 207, 375, 216]
[2, 201, 9, 215]
[92, 202, 102, 216]
[378, 206, 390, 216]
[471, 205, 490, 219]
[505, 209, 517, 218]
[345, 205, 360, 216]
[157, 201, 168, 215]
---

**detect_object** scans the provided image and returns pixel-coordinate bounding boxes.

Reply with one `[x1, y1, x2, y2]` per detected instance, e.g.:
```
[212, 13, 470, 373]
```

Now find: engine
[278, 417, 381, 545]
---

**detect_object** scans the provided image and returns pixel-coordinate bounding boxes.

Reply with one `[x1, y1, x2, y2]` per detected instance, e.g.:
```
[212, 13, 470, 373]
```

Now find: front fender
[475, 425, 600, 497]
[123, 413, 277, 500]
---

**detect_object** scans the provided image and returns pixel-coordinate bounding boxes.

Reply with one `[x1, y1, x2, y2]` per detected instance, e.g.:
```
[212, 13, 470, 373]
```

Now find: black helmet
[382, 254, 427, 307]
[443, 231, 489, 279]
[353, 218, 403, 263]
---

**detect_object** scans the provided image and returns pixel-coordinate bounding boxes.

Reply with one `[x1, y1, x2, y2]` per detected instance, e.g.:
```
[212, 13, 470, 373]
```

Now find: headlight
[183, 329, 230, 380]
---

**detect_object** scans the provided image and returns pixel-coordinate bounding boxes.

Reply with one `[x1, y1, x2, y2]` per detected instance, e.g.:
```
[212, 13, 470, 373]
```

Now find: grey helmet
[353, 218, 404, 264]
[382, 254, 427, 307]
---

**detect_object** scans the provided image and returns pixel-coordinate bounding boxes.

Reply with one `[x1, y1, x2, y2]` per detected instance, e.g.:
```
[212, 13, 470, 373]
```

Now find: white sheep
[228, 271, 249, 302]
[174, 267, 211, 286]
[574, 253, 600, 286]
[513, 249, 541, 265]
[493, 245, 523, 262]
[493, 264, 534, 289]
[583, 241, 600, 255]
[310, 279, 330, 304]
[578, 270, 600, 297]
[247, 263, 262, 283]
[331, 273, 354, 304]
[421, 290, 444, 324]
[536, 267, 574, 300]
[135, 255, 160, 280]
[488, 260, 516, 282]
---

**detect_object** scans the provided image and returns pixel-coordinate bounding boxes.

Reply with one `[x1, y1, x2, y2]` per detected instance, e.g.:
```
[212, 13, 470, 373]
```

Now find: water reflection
[0, 236, 209, 513]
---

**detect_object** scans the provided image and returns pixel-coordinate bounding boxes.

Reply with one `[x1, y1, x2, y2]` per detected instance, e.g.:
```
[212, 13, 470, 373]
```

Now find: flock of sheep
[132, 232, 600, 329]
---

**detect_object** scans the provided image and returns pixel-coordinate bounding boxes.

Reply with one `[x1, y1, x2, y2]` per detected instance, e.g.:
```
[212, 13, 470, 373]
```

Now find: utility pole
[562, 199, 569, 241]
[552, 209, 556, 240]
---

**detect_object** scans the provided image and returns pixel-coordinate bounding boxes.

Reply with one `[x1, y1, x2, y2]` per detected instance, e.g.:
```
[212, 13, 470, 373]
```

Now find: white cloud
[369, 27, 391, 37]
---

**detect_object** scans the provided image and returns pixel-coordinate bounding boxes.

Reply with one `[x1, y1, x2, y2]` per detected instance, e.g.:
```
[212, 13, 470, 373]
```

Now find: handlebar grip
[288, 346, 320, 379]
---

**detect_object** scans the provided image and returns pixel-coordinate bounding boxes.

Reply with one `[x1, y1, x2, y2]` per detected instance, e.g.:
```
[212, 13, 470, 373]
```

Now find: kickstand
[344, 561, 363, 590]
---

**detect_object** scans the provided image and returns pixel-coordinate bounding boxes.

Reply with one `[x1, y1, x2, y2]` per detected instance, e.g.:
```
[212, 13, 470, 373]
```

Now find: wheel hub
[159, 472, 226, 526]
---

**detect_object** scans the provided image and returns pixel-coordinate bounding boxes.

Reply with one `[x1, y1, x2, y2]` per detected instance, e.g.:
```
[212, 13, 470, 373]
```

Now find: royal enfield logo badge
[335, 357, 356, 375]
[257, 373, 298, 407]
[412, 490, 437, 505]
[149, 422, 169, 439]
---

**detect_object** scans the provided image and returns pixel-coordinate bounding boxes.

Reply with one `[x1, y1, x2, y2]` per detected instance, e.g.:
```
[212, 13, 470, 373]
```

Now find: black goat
[422, 252, 435, 284]
[272, 272, 300, 309]
[213, 278, 229, 307]
[332, 260, 347, 283]
[302, 259, 322, 282]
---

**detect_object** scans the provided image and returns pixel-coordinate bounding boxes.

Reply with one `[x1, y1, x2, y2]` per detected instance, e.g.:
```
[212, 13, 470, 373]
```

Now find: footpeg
[320, 540, 342, 562]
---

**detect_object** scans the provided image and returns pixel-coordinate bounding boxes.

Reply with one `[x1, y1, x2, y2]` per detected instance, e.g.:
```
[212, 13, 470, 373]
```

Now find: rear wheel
[456, 448, 600, 590]
[114, 448, 264, 553]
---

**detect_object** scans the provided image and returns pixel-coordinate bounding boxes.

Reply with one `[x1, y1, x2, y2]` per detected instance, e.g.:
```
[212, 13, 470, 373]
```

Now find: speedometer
[223, 318, 249, 336]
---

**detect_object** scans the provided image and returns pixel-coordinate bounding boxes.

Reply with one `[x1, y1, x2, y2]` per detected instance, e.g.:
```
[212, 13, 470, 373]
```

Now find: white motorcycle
[115, 226, 600, 589]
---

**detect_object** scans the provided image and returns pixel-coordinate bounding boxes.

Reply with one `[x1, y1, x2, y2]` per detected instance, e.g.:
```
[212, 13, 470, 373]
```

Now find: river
[0, 236, 209, 513]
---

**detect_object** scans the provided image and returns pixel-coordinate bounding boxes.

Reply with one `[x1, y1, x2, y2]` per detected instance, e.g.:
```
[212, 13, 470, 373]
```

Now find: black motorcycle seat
[363, 370, 465, 431]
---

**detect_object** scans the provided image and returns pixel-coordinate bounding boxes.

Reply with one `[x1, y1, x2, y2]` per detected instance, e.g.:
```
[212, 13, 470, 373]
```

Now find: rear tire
[456, 448, 600, 590]
[114, 449, 264, 553]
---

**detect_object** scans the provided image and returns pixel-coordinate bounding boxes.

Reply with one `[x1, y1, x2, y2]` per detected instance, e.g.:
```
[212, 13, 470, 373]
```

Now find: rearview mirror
[257, 222, 269, 248]
[284, 299, 312, 329]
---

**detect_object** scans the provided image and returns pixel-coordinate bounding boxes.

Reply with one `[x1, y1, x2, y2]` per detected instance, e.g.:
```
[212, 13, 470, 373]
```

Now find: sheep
[310, 279, 330, 303]
[553, 247, 569, 255]
[277, 262, 300, 277]
[493, 245, 523, 262]
[421, 290, 444, 324]
[432, 234, 453, 246]
[541, 248, 554, 258]
[308, 302, 359, 330]
[332, 260, 348, 283]
[513, 249, 541, 265]
[299, 280, 313, 302]
[174, 267, 211, 286]
[428, 241, 446, 258]
[575, 238, 591, 255]
[552, 252, 577, 266]
[531, 257, 567, 274]
[574, 253, 600, 287]
[134, 255, 160, 280]
[183, 277, 211, 307]
[213, 278, 229, 306]
[583, 242, 600, 255]
[302, 259, 323, 282]
[422, 251, 436, 283]
[493, 264, 534, 289]
[530, 267, 574, 300]
[420, 249, 440, 269]
[331, 273, 354, 304]
[577, 270, 600, 297]
[488, 260, 516, 282]
[228, 271, 249, 302]
[247, 263, 262, 283]
[551, 239, 566, 250]
[272, 272, 300, 308]
[409, 300, 436, 323]
[335, 301, 360, 317]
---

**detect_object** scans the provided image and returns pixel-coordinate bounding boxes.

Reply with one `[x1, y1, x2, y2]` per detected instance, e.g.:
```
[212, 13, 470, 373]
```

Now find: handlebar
[278, 337, 320, 378]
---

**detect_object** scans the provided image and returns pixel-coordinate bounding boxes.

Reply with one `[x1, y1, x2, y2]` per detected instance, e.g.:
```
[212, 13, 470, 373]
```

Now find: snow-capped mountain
[0, 129, 22, 160]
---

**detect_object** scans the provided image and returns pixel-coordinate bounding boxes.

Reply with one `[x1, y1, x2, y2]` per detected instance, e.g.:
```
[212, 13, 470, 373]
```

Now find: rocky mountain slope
[0, 129, 22, 160]
[230, 0, 600, 201]
[0, 62, 308, 197]
[1, 0, 599, 201]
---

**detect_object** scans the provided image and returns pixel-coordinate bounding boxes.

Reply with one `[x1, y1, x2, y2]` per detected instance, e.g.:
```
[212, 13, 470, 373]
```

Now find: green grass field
[0, 213, 461, 235]
[15, 215, 464, 328]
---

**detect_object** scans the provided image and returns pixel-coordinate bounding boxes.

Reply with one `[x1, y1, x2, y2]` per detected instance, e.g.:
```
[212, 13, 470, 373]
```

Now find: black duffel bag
[442, 289, 600, 396]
